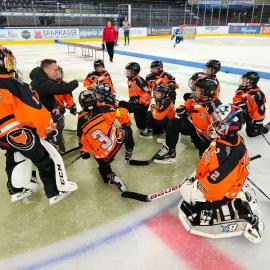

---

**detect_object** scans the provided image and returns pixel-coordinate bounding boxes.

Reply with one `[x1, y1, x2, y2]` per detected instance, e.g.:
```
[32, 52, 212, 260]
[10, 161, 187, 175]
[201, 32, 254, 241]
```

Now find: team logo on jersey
[7, 127, 35, 151]
[116, 128, 125, 143]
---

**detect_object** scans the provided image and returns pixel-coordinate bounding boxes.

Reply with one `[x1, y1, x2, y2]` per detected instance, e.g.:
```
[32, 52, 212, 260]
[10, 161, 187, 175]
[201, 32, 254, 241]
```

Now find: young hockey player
[77, 88, 135, 192]
[171, 27, 184, 47]
[146, 60, 179, 104]
[233, 71, 268, 137]
[154, 76, 221, 163]
[178, 103, 264, 243]
[184, 60, 221, 102]
[118, 62, 151, 130]
[83, 59, 115, 93]
[139, 85, 175, 139]
[54, 65, 77, 153]
[0, 47, 77, 206]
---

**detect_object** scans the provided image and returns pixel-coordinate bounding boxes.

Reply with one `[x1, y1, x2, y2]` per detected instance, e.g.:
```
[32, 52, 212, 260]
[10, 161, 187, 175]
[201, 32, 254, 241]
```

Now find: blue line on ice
[18, 199, 178, 270]
[114, 49, 270, 80]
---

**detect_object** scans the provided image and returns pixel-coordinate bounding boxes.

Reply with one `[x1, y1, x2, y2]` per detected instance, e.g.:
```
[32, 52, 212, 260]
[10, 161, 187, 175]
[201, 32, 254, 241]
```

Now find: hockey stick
[62, 146, 80, 156]
[122, 154, 262, 202]
[65, 155, 82, 168]
[128, 154, 156, 166]
[247, 177, 270, 201]
[259, 130, 270, 146]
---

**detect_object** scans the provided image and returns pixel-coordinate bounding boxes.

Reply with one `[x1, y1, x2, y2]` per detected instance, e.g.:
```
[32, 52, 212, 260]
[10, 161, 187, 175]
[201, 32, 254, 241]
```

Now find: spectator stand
[55, 39, 104, 61]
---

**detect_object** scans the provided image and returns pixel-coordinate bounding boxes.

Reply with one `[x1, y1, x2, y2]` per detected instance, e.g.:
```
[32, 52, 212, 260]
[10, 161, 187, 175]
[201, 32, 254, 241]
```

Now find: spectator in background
[123, 17, 131, 45]
[102, 20, 117, 62]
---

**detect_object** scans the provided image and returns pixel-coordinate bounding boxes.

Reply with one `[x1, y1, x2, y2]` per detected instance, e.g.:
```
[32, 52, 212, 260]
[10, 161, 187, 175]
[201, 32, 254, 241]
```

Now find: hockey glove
[81, 151, 90, 160]
[102, 43, 105, 50]
[118, 100, 129, 109]
[169, 90, 176, 101]
[176, 106, 188, 119]
[69, 104, 77, 115]
[168, 82, 176, 91]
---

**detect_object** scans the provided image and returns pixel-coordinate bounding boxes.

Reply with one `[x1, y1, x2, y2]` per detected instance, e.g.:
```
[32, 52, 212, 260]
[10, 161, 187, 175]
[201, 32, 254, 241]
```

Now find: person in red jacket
[102, 20, 118, 62]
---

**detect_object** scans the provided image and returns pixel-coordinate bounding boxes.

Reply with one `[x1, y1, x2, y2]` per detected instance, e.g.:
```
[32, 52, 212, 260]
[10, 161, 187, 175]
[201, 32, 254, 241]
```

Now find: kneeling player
[171, 28, 184, 47]
[77, 89, 135, 192]
[140, 85, 175, 139]
[233, 71, 268, 137]
[178, 104, 264, 243]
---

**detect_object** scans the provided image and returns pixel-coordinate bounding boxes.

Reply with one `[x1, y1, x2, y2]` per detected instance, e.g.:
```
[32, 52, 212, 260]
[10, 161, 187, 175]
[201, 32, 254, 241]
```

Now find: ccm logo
[57, 164, 65, 185]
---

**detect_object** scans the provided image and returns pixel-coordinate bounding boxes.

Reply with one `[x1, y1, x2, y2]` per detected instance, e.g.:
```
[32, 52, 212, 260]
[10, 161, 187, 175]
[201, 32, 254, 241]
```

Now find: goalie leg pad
[40, 139, 78, 192]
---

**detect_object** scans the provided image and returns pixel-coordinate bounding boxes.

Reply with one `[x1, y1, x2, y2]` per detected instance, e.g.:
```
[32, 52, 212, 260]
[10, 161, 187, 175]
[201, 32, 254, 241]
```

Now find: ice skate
[154, 144, 176, 164]
[48, 191, 72, 207]
[109, 175, 128, 192]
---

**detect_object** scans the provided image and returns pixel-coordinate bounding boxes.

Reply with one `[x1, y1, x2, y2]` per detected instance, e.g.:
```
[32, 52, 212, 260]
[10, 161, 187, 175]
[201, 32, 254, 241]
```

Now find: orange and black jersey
[183, 98, 221, 138]
[0, 74, 53, 139]
[128, 75, 151, 106]
[54, 93, 74, 109]
[77, 107, 131, 158]
[83, 70, 115, 93]
[151, 97, 175, 121]
[211, 74, 221, 98]
[146, 71, 179, 92]
[233, 87, 266, 122]
[196, 134, 249, 202]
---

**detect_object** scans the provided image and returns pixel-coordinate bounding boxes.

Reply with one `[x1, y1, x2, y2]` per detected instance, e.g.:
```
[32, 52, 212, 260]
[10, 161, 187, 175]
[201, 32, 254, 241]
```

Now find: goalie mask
[211, 104, 244, 137]
[79, 90, 96, 112]
[94, 83, 111, 102]
[0, 46, 16, 76]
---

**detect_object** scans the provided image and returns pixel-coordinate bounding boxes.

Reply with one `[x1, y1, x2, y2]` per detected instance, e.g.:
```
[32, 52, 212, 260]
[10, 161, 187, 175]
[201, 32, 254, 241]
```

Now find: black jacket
[29, 67, 78, 112]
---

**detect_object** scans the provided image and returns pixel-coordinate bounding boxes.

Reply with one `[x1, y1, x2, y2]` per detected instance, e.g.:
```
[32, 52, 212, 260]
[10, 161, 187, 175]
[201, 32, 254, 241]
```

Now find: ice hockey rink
[0, 36, 270, 270]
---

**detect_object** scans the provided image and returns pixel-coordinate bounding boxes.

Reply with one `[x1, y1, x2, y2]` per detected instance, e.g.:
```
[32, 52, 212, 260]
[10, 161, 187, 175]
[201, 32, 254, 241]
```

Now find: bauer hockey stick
[122, 154, 262, 202]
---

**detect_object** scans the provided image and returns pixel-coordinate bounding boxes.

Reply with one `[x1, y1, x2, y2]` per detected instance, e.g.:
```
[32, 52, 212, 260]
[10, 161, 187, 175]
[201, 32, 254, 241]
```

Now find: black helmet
[240, 71, 259, 89]
[151, 60, 163, 73]
[56, 65, 64, 81]
[125, 62, 140, 77]
[188, 72, 207, 91]
[94, 59, 105, 70]
[153, 85, 169, 100]
[79, 90, 96, 112]
[205, 59, 221, 75]
[194, 77, 218, 100]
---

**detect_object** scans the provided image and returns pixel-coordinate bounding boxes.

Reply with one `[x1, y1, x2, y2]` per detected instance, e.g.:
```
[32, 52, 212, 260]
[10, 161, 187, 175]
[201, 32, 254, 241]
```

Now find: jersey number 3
[91, 130, 112, 149]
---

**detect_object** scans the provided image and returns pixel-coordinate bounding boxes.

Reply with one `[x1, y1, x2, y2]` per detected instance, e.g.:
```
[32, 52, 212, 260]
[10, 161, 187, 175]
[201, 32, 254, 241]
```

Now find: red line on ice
[147, 212, 244, 270]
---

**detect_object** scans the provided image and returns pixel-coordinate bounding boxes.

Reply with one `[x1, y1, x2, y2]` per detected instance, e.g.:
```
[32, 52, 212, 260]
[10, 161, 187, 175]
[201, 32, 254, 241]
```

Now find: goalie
[178, 104, 264, 243]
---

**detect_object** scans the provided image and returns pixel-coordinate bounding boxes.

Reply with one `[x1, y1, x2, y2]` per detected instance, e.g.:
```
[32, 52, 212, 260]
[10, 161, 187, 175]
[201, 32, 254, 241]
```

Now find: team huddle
[0, 45, 268, 243]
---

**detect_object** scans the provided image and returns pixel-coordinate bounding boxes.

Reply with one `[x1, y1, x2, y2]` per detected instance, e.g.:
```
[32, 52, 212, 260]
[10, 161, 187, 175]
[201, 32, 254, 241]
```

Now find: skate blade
[156, 138, 165, 144]
[58, 181, 78, 192]
[11, 189, 35, 203]
[153, 158, 176, 164]
[49, 191, 72, 207]
[139, 135, 153, 140]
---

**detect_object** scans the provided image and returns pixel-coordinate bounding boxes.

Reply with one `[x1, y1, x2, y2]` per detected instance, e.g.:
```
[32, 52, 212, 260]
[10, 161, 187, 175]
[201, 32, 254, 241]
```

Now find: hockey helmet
[94, 83, 111, 102]
[125, 62, 140, 78]
[94, 59, 105, 71]
[79, 90, 96, 112]
[153, 85, 169, 100]
[239, 71, 260, 90]
[150, 60, 163, 74]
[194, 77, 218, 101]
[188, 72, 207, 91]
[211, 104, 244, 137]
[205, 59, 221, 75]
[56, 65, 64, 81]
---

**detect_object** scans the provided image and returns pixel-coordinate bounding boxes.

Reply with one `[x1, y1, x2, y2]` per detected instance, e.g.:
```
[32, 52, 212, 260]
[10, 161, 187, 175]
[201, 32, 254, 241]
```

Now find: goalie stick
[65, 155, 82, 168]
[122, 154, 262, 202]
[62, 146, 80, 156]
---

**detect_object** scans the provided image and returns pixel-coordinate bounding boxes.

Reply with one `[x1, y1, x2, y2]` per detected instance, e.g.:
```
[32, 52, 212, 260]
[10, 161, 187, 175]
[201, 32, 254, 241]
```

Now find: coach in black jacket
[30, 59, 79, 112]
[30, 59, 80, 153]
